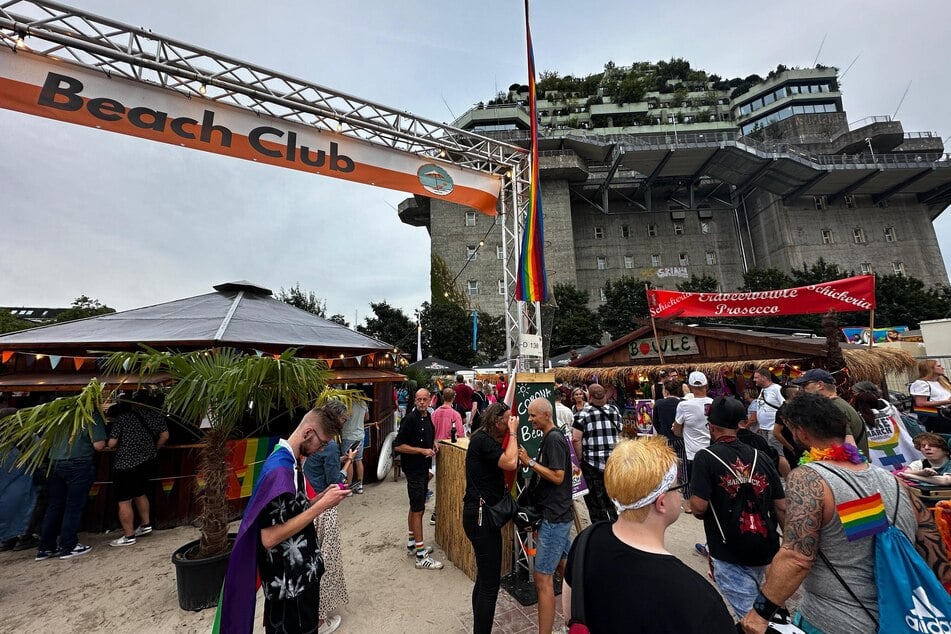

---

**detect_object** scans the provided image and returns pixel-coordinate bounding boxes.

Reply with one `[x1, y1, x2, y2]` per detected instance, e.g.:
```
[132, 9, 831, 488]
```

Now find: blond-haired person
[910, 360, 951, 434]
[562, 437, 735, 633]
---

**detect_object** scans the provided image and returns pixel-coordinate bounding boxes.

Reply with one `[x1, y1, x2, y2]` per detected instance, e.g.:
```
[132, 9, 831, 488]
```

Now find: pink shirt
[432, 405, 465, 441]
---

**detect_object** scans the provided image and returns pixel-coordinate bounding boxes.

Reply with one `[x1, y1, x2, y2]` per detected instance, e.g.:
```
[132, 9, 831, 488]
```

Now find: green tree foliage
[418, 300, 475, 367]
[677, 275, 719, 292]
[53, 295, 116, 323]
[0, 312, 33, 334]
[542, 284, 602, 350]
[276, 283, 326, 317]
[789, 257, 845, 286]
[615, 75, 648, 105]
[475, 311, 507, 364]
[742, 267, 793, 291]
[873, 275, 951, 329]
[357, 302, 415, 350]
[598, 277, 653, 340]
[328, 314, 350, 327]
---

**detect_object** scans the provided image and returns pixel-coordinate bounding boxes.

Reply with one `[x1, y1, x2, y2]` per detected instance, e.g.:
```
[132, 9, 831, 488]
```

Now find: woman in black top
[462, 403, 519, 634]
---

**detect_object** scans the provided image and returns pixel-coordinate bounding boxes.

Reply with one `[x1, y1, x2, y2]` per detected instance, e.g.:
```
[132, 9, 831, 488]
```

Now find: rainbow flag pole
[514, 0, 548, 304]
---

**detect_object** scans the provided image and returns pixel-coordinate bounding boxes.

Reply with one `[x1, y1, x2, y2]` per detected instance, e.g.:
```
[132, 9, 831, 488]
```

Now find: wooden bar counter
[434, 438, 513, 581]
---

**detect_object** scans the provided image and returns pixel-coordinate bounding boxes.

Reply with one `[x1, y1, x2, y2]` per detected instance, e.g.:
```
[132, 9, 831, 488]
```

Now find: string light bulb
[14, 31, 26, 49]
[198, 82, 207, 95]
[336, 120, 343, 132]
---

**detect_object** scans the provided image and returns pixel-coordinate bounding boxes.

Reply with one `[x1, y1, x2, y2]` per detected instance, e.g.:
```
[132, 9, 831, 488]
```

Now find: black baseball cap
[707, 396, 746, 429]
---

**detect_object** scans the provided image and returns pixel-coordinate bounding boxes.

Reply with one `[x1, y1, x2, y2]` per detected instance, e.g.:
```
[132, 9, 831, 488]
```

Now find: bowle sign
[647, 275, 876, 318]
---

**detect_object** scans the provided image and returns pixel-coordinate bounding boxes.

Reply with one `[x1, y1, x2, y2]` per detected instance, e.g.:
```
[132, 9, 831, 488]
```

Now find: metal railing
[904, 131, 939, 139]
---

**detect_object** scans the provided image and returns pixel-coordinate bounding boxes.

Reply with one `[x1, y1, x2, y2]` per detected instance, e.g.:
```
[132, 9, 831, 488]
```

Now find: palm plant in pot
[0, 346, 362, 610]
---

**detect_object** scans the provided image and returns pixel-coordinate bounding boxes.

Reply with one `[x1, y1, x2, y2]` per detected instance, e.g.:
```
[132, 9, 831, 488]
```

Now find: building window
[466, 245, 478, 261]
[844, 195, 857, 209]
[497, 279, 505, 295]
[852, 228, 866, 244]
[884, 226, 896, 243]
[673, 222, 684, 235]
[647, 224, 657, 237]
[624, 256, 634, 269]
[467, 280, 479, 295]
[621, 225, 630, 238]
[814, 195, 826, 211]
[679, 253, 689, 266]
[860, 262, 872, 275]
[706, 251, 717, 265]
[651, 254, 661, 267]
[594, 226, 604, 239]
[893, 262, 905, 277]
[496, 244, 504, 259]
[465, 211, 476, 226]
[821, 229, 834, 245]
[700, 221, 710, 234]
[597, 256, 607, 270]
[599, 288, 607, 302]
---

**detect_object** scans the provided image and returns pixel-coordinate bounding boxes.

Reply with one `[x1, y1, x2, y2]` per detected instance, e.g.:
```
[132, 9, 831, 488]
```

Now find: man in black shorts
[394, 388, 443, 570]
[107, 392, 169, 546]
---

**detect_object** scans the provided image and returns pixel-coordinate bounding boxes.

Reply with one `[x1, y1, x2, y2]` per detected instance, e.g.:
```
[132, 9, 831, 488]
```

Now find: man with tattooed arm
[741, 393, 950, 634]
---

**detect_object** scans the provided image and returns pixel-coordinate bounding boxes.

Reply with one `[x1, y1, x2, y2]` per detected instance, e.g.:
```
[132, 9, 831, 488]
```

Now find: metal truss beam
[733, 161, 772, 199]
[688, 149, 720, 184]
[643, 150, 673, 189]
[782, 172, 828, 203]
[827, 170, 881, 205]
[595, 144, 625, 202]
[919, 181, 951, 205]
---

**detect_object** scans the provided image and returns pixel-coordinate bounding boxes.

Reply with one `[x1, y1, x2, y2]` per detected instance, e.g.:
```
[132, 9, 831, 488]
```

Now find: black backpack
[700, 446, 779, 561]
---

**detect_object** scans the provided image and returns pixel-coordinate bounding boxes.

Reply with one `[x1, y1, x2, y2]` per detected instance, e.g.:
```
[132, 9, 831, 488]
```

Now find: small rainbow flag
[161, 478, 175, 496]
[915, 405, 939, 415]
[88, 483, 101, 498]
[514, 0, 548, 304]
[837, 492, 888, 541]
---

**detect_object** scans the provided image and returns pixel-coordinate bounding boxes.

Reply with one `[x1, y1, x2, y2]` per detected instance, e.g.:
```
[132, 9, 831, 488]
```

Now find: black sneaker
[429, 512, 436, 526]
[35, 549, 57, 561]
[59, 544, 92, 560]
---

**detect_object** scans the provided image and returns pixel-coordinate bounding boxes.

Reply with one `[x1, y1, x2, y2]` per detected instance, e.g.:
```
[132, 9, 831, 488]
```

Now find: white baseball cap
[688, 371, 708, 387]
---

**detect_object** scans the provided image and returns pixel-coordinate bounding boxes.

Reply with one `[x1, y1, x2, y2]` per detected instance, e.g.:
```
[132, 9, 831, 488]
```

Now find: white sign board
[628, 334, 697, 360]
[519, 334, 543, 358]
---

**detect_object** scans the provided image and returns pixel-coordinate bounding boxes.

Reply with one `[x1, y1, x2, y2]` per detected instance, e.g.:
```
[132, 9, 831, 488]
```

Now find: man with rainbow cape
[213, 404, 350, 633]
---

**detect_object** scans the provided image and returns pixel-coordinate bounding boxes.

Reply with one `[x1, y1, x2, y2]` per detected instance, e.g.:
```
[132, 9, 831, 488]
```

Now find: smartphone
[348, 440, 361, 453]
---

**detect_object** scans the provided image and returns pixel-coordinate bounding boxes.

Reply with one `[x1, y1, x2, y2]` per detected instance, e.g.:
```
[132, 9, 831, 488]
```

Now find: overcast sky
[2, 0, 949, 322]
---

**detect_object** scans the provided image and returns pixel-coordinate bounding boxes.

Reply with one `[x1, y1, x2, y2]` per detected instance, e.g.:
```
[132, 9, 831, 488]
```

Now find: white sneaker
[318, 614, 341, 634]
[133, 525, 153, 537]
[110, 535, 136, 547]
[415, 555, 444, 570]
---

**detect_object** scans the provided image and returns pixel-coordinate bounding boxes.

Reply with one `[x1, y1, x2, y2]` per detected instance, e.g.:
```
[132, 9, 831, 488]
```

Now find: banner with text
[647, 275, 875, 318]
[0, 48, 502, 215]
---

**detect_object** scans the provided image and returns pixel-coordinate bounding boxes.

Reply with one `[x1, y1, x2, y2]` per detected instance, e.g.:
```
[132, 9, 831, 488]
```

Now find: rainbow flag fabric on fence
[837, 492, 889, 541]
[514, 0, 548, 304]
[226, 436, 281, 500]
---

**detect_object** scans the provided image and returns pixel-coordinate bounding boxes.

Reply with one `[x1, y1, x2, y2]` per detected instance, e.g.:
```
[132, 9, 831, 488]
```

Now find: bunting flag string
[49, 355, 61, 370]
[0, 349, 388, 367]
[514, 0, 549, 304]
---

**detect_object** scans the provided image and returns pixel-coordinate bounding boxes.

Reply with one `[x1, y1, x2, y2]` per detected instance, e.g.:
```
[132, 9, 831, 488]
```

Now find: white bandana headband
[611, 462, 678, 513]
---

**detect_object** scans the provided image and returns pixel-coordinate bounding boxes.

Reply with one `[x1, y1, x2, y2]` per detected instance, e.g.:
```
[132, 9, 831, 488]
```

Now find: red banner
[647, 275, 876, 318]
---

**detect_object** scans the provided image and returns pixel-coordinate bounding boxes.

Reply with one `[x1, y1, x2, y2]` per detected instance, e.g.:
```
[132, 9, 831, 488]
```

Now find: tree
[874, 274, 950, 329]
[741, 268, 793, 292]
[54, 295, 115, 322]
[598, 277, 652, 340]
[431, 254, 469, 308]
[542, 283, 602, 350]
[328, 314, 350, 328]
[0, 312, 32, 334]
[357, 302, 415, 351]
[276, 283, 326, 317]
[677, 275, 719, 292]
[475, 311, 507, 365]
[418, 300, 476, 367]
[789, 257, 845, 286]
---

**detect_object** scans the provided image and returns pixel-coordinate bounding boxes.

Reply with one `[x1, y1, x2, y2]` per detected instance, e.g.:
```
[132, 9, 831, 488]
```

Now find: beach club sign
[0, 47, 502, 215]
[629, 334, 696, 360]
[647, 275, 876, 319]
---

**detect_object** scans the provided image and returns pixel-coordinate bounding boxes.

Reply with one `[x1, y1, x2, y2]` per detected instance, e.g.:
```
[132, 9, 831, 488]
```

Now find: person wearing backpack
[688, 396, 786, 620]
[740, 393, 951, 634]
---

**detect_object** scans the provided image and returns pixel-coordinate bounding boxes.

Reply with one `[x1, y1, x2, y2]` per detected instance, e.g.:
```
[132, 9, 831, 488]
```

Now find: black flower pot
[171, 535, 235, 612]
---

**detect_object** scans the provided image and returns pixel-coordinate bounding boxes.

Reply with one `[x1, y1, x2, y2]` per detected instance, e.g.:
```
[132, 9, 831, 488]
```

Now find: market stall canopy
[405, 356, 469, 374]
[558, 321, 915, 384]
[0, 281, 392, 354]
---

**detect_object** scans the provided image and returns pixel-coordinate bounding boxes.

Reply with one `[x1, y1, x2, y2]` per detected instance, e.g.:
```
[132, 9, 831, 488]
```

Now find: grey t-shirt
[799, 462, 916, 634]
[342, 402, 367, 441]
[533, 429, 573, 523]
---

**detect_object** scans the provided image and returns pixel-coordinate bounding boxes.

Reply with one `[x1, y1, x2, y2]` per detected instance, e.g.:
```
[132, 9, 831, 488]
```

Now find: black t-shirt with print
[532, 429, 573, 523]
[690, 437, 784, 566]
[463, 430, 506, 508]
[256, 464, 323, 601]
[564, 522, 735, 633]
[109, 407, 168, 470]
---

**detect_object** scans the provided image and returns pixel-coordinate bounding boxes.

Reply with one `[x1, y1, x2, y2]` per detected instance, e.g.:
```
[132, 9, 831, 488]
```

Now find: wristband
[752, 591, 780, 621]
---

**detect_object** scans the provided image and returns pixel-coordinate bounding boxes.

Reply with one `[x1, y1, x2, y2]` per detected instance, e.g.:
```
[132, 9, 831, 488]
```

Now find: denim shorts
[341, 437, 365, 462]
[534, 519, 572, 575]
[710, 557, 766, 619]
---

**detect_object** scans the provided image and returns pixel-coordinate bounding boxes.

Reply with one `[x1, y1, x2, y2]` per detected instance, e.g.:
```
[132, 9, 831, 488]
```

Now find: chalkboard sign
[512, 373, 557, 479]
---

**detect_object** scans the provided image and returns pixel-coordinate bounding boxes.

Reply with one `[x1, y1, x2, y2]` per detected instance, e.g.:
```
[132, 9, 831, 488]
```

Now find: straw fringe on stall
[553, 346, 916, 385]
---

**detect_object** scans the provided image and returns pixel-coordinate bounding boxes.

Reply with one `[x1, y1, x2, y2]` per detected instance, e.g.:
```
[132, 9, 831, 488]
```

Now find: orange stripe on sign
[0, 76, 499, 216]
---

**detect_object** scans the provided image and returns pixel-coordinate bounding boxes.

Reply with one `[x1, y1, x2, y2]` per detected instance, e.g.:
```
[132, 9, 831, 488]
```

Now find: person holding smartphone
[303, 432, 358, 634]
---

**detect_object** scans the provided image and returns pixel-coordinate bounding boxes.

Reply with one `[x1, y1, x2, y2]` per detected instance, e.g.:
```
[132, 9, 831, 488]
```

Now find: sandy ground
[0, 475, 713, 634]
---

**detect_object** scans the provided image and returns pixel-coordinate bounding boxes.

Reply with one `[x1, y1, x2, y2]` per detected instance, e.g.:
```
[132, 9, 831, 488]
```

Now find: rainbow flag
[914, 405, 939, 415]
[837, 492, 888, 541]
[225, 436, 281, 500]
[161, 478, 175, 496]
[514, 0, 548, 303]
